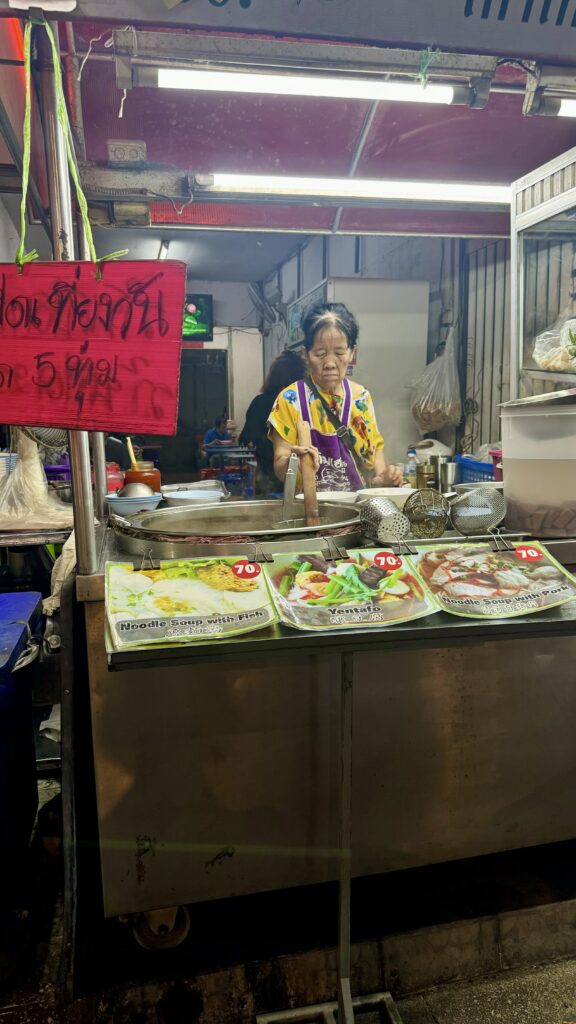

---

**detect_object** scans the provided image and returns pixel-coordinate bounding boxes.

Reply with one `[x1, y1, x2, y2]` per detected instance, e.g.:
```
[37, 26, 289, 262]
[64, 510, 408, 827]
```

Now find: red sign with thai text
[0, 260, 186, 434]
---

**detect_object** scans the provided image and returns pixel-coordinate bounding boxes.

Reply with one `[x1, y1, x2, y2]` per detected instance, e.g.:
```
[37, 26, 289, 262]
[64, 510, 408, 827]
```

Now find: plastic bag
[410, 328, 462, 433]
[0, 429, 74, 531]
[532, 306, 576, 373]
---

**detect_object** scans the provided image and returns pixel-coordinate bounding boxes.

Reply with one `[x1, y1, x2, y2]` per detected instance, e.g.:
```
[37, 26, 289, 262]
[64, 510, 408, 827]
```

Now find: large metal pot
[110, 500, 362, 559]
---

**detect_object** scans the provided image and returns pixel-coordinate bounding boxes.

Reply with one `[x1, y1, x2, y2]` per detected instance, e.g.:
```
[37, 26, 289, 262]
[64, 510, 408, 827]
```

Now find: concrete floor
[5, 778, 576, 1023]
[399, 960, 576, 1024]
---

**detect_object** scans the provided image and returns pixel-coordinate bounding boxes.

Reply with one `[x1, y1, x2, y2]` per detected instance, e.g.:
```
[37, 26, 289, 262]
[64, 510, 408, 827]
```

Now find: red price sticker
[374, 551, 403, 571]
[515, 545, 543, 563]
[231, 560, 262, 579]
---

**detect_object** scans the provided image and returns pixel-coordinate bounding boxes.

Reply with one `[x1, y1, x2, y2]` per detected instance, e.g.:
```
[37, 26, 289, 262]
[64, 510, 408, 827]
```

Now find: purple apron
[297, 379, 364, 492]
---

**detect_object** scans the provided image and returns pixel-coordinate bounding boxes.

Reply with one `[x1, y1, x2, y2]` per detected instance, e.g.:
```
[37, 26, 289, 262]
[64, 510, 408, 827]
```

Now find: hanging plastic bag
[0, 430, 74, 531]
[410, 328, 462, 433]
[532, 304, 576, 373]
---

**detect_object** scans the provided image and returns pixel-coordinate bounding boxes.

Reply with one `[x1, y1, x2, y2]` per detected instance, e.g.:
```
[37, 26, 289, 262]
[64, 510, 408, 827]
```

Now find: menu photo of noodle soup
[106, 557, 277, 648]
[413, 541, 576, 618]
[264, 549, 438, 631]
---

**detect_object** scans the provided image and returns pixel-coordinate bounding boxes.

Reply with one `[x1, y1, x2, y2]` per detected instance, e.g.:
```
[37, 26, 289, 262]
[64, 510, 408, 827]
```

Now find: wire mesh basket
[404, 489, 451, 538]
[450, 486, 506, 536]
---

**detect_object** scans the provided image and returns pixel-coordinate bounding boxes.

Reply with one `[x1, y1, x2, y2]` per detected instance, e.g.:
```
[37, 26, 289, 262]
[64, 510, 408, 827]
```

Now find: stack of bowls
[106, 492, 163, 516]
[163, 488, 223, 508]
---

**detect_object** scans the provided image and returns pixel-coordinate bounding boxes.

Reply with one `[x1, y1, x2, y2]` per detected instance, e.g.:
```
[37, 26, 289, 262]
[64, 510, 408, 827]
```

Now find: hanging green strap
[16, 21, 38, 270]
[418, 48, 437, 89]
[42, 18, 98, 264]
[16, 18, 129, 273]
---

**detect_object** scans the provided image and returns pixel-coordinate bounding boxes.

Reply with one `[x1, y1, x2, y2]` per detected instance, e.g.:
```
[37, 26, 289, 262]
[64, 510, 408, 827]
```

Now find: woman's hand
[372, 463, 406, 487]
[291, 444, 320, 472]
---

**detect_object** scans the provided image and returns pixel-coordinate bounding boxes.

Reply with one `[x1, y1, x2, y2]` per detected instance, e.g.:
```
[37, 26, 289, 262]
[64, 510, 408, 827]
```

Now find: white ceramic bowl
[356, 487, 416, 510]
[296, 490, 358, 505]
[163, 489, 223, 508]
[106, 492, 163, 516]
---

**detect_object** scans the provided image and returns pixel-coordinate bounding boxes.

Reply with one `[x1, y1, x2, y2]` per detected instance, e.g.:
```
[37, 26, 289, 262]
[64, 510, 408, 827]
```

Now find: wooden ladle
[126, 436, 139, 471]
[297, 420, 320, 527]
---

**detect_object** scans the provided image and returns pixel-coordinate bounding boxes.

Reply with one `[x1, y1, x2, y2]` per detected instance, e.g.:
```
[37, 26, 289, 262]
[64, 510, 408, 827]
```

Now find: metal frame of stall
[20, 25, 383, 1024]
[510, 144, 576, 399]
[7, 17, 576, 1024]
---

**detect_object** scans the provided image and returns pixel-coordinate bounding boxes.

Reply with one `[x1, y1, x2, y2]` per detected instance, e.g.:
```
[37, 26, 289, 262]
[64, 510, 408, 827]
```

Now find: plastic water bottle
[404, 449, 418, 489]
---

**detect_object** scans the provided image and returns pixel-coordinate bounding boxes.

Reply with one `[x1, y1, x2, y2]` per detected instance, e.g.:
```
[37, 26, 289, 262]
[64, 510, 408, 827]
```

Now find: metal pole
[37, 29, 74, 261]
[63, 23, 87, 162]
[338, 652, 355, 1024]
[36, 26, 97, 574]
[91, 433, 107, 520]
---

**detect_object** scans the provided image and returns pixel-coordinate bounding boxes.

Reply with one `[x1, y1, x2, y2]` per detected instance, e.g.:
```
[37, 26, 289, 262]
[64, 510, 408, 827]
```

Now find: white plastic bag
[532, 306, 576, 373]
[0, 429, 74, 530]
[410, 328, 462, 433]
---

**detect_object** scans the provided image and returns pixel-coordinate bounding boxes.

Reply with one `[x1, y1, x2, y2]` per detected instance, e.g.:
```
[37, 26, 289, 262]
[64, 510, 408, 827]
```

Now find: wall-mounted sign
[0, 260, 186, 434]
[287, 281, 326, 345]
[4, 0, 576, 63]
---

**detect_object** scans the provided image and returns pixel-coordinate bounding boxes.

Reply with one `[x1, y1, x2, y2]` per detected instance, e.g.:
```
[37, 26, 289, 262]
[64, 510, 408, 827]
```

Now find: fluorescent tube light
[157, 67, 456, 105]
[196, 173, 511, 206]
[557, 98, 576, 116]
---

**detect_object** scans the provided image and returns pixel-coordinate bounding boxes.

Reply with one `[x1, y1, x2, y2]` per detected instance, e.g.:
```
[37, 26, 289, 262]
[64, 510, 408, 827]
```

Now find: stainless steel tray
[110, 500, 362, 559]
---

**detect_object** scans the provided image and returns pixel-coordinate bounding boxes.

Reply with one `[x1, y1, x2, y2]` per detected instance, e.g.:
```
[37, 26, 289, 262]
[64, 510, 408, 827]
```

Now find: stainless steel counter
[80, 527, 576, 920]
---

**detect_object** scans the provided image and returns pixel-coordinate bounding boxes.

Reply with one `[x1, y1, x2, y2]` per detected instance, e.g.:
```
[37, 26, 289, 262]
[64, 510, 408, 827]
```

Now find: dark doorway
[140, 349, 229, 480]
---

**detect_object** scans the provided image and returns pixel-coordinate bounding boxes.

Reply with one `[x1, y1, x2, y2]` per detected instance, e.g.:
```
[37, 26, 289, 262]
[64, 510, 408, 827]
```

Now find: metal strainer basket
[359, 497, 411, 545]
[404, 489, 450, 538]
[450, 486, 506, 536]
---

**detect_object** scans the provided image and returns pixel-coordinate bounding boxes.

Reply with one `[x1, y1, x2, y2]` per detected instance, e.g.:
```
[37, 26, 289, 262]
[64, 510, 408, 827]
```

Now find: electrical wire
[496, 57, 538, 78]
[77, 24, 136, 82]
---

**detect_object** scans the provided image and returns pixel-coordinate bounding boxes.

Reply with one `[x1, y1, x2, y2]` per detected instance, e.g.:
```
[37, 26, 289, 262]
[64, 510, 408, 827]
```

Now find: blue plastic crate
[455, 454, 495, 484]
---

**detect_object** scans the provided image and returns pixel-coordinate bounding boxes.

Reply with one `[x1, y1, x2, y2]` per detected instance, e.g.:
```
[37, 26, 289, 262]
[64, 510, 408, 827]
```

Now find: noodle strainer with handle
[403, 489, 450, 539]
[450, 486, 506, 536]
[359, 496, 411, 548]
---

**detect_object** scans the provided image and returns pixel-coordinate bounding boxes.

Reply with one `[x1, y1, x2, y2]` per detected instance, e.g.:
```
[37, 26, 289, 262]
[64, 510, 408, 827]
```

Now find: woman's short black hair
[301, 302, 359, 351]
[262, 350, 305, 395]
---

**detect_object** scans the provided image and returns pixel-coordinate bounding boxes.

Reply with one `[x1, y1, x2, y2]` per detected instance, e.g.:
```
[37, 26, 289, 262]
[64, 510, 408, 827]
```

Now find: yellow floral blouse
[268, 379, 384, 470]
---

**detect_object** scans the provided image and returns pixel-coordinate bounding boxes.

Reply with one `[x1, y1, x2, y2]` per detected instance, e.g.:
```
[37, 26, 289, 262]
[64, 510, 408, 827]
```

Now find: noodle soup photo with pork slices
[414, 542, 576, 619]
[264, 549, 438, 631]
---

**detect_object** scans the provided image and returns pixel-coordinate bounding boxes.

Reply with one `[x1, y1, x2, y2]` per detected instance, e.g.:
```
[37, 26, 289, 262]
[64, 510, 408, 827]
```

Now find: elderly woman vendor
[269, 302, 404, 491]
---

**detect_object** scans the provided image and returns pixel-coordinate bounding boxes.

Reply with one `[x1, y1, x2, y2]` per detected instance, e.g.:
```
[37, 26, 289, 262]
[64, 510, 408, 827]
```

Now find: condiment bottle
[106, 462, 124, 493]
[404, 449, 418, 488]
[124, 459, 161, 492]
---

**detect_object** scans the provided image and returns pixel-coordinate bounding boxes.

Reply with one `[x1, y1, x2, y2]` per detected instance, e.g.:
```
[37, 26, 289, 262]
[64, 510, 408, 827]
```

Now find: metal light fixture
[523, 65, 576, 117]
[193, 173, 511, 207]
[114, 30, 496, 111]
[156, 68, 464, 105]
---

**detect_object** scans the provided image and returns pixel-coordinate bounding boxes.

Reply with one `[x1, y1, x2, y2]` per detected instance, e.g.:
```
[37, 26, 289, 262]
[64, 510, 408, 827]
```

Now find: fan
[248, 282, 289, 361]
[20, 426, 68, 452]
[248, 282, 287, 328]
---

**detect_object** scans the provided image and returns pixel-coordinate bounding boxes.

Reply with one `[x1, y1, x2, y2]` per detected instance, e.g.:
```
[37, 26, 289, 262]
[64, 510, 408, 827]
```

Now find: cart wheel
[132, 906, 191, 951]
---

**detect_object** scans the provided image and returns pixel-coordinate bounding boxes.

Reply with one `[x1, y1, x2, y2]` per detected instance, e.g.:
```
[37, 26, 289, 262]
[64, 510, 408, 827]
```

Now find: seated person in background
[240, 350, 305, 495]
[202, 416, 232, 467]
[203, 417, 231, 448]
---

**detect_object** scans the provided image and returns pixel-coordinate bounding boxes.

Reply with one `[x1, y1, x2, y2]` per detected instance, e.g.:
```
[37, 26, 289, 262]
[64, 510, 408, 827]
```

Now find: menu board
[106, 557, 276, 648]
[412, 541, 576, 619]
[263, 549, 438, 631]
[106, 543, 576, 651]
